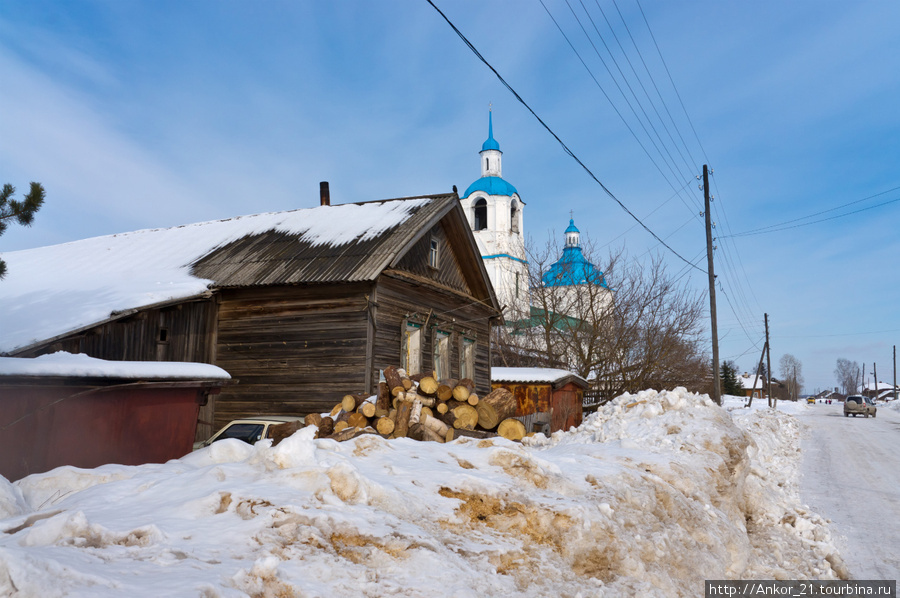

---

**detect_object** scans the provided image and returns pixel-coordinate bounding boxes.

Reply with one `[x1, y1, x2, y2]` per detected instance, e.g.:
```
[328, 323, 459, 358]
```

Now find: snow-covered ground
[0, 391, 848, 597]
[797, 399, 900, 579]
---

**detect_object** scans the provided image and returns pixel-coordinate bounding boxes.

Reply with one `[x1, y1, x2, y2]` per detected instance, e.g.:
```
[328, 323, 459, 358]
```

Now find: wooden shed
[490, 367, 588, 433]
[1, 193, 502, 440]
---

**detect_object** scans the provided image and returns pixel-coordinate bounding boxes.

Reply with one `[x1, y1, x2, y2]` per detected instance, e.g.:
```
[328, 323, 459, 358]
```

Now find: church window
[510, 200, 519, 233]
[473, 198, 487, 231]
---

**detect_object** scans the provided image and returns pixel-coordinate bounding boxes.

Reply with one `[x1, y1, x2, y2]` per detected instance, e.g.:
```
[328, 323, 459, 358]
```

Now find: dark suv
[844, 395, 877, 418]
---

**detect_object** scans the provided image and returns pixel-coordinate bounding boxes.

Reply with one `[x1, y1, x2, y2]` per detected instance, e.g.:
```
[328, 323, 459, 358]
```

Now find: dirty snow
[0, 390, 848, 597]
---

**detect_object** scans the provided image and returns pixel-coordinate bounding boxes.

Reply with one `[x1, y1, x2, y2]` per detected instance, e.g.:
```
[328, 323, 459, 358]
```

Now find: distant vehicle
[843, 395, 877, 418]
[194, 415, 303, 450]
[807, 398, 816, 404]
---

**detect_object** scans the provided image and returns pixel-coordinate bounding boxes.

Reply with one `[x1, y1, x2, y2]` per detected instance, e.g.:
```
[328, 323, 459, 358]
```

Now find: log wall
[213, 284, 373, 428]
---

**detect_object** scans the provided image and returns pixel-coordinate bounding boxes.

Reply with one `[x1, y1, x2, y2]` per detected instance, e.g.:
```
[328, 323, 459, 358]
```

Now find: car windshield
[864, 398, 875, 405]
[216, 423, 265, 444]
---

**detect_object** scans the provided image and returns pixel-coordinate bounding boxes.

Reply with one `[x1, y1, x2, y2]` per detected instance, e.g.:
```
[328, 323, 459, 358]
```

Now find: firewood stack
[274, 365, 527, 446]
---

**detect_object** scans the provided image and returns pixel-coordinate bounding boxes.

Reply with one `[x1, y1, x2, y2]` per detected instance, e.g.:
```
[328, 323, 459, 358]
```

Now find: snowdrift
[0, 389, 846, 597]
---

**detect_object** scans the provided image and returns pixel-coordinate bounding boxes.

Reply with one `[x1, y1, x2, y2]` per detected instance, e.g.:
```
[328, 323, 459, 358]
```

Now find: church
[459, 112, 608, 321]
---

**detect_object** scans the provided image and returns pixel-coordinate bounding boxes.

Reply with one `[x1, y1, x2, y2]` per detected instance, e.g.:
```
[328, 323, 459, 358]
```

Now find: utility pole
[873, 362, 878, 400]
[894, 345, 898, 401]
[765, 313, 772, 407]
[703, 164, 721, 405]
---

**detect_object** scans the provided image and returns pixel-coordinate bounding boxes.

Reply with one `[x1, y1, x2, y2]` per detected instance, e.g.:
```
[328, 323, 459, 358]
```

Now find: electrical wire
[426, 0, 705, 274]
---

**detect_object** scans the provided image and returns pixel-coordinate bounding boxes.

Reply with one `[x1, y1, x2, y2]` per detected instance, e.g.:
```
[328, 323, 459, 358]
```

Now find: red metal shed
[0, 353, 230, 482]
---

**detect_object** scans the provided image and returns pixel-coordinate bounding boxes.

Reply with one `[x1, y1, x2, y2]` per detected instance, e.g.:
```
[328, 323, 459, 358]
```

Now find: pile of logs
[273, 366, 526, 446]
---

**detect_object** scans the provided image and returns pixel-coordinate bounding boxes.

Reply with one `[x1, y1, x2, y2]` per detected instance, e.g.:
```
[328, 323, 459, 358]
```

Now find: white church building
[459, 112, 607, 322]
[458, 112, 530, 319]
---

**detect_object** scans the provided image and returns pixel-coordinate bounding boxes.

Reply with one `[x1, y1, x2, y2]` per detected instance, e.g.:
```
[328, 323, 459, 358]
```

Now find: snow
[0, 199, 428, 355]
[490, 367, 587, 385]
[0, 351, 230, 380]
[0, 389, 849, 596]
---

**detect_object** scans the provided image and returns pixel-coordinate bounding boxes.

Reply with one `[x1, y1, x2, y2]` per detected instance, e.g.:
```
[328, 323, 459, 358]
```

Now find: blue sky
[2, 1, 898, 392]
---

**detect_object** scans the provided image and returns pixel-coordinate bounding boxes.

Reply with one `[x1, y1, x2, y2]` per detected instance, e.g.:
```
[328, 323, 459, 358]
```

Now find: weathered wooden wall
[13, 300, 217, 363]
[212, 284, 373, 428]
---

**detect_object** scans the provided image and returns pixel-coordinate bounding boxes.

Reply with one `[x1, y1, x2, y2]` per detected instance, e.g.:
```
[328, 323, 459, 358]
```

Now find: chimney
[319, 181, 330, 206]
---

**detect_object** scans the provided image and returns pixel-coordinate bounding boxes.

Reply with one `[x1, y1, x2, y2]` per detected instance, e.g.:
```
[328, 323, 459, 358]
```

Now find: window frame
[401, 318, 424, 376]
[432, 327, 452, 381]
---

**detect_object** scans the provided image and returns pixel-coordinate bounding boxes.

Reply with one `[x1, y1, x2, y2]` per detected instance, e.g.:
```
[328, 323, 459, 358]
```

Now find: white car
[194, 415, 303, 450]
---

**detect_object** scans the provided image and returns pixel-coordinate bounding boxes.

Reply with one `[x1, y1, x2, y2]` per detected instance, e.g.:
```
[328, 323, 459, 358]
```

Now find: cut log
[476, 387, 517, 430]
[358, 402, 376, 418]
[330, 404, 343, 417]
[384, 365, 407, 397]
[439, 403, 479, 430]
[409, 370, 435, 383]
[436, 379, 457, 401]
[347, 412, 369, 429]
[417, 375, 439, 397]
[452, 378, 475, 402]
[422, 414, 449, 437]
[408, 422, 445, 442]
[392, 401, 413, 438]
[269, 420, 302, 446]
[445, 428, 497, 442]
[334, 421, 349, 433]
[497, 418, 526, 441]
[317, 416, 335, 438]
[341, 393, 370, 413]
[335, 410, 352, 424]
[376, 416, 395, 436]
[395, 368, 414, 390]
[376, 382, 392, 415]
[409, 399, 423, 425]
[304, 413, 323, 428]
[436, 401, 449, 415]
[327, 426, 376, 443]
[420, 405, 434, 420]
[466, 393, 479, 407]
[397, 391, 436, 407]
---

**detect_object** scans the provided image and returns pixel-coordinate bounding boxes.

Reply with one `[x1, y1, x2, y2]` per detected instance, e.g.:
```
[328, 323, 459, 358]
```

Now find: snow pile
[0, 351, 230, 380]
[0, 389, 845, 597]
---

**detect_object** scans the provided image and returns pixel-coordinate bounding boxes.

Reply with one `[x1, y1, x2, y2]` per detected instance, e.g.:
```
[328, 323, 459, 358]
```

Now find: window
[460, 337, 475, 380]
[429, 237, 439, 269]
[157, 327, 169, 343]
[510, 200, 519, 233]
[433, 329, 451, 380]
[402, 321, 422, 375]
[485, 157, 490, 171]
[473, 198, 487, 231]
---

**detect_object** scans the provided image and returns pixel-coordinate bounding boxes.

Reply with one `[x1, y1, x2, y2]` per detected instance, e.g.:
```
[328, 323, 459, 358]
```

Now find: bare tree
[778, 353, 804, 400]
[493, 235, 710, 402]
[834, 358, 860, 395]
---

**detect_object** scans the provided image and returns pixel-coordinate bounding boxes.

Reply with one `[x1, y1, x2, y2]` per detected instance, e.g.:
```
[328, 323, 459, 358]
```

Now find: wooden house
[490, 367, 588, 433]
[0, 192, 501, 439]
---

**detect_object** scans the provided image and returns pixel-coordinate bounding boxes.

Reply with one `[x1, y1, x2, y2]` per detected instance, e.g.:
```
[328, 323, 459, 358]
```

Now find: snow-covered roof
[0, 195, 485, 355]
[740, 374, 764, 389]
[491, 367, 589, 388]
[0, 351, 230, 380]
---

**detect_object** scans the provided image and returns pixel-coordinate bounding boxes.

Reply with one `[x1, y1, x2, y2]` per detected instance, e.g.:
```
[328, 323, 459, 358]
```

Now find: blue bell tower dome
[543, 219, 608, 288]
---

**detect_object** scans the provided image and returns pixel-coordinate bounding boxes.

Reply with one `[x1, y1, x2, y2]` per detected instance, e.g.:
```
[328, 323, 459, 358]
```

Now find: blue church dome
[542, 219, 607, 288]
[463, 176, 518, 198]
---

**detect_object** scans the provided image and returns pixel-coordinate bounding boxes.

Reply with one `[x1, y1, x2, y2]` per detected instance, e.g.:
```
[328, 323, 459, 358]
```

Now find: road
[799, 401, 900, 580]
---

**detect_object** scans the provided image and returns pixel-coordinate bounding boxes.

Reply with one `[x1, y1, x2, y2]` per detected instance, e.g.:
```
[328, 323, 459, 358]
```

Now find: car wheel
[872, 411, 876, 418]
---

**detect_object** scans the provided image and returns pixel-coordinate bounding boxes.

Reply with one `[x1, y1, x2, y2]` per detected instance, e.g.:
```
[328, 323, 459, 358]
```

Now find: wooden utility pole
[765, 313, 772, 407]
[894, 345, 898, 401]
[873, 362, 878, 400]
[748, 340, 767, 408]
[704, 165, 721, 405]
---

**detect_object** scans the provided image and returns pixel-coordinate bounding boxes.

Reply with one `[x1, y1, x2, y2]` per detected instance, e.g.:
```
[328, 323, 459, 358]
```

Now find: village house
[0, 189, 501, 440]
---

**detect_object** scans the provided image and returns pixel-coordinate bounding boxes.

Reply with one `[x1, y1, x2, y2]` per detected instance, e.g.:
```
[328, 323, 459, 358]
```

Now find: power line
[426, 0, 705, 274]
[722, 185, 900, 238]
